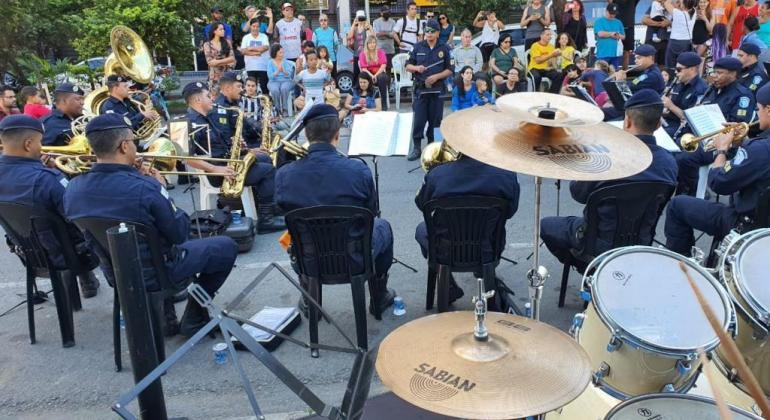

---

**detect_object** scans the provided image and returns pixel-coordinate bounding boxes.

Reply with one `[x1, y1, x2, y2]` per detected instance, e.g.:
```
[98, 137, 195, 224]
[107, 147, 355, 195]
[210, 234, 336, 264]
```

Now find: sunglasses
[674, 66, 687, 72]
[425, 28, 438, 33]
[426, 15, 435, 18]
[439, 16, 447, 20]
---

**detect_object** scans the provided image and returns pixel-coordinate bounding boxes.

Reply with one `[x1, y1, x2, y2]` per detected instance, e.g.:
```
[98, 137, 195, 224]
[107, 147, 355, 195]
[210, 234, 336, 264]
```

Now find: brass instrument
[220, 107, 255, 198]
[41, 135, 92, 156]
[679, 121, 759, 152]
[420, 141, 460, 171]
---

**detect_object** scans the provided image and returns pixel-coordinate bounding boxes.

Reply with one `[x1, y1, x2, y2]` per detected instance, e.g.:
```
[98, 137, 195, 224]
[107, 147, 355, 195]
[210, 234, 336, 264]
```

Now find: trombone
[679, 121, 759, 152]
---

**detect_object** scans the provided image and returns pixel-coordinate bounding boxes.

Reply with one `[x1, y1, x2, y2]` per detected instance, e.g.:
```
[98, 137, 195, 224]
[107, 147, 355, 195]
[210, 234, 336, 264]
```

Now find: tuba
[220, 107, 256, 198]
[420, 141, 460, 171]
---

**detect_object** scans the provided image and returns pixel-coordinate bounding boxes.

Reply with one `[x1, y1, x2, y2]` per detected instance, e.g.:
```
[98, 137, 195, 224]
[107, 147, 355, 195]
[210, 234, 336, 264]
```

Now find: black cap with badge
[0, 115, 45, 134]
[85, 113, 132, 135]
[54, 83, 85, 96]
[182, 81, 207, 101]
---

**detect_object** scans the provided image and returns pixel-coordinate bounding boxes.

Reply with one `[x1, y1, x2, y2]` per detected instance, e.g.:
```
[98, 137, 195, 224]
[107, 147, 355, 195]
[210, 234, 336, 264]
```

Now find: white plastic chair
[391, 53, 413, 110]
[196, 169, 258, 221]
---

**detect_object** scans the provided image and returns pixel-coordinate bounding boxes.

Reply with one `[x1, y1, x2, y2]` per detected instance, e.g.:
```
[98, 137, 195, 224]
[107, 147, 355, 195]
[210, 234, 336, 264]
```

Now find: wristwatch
[716, 149, 728, 158]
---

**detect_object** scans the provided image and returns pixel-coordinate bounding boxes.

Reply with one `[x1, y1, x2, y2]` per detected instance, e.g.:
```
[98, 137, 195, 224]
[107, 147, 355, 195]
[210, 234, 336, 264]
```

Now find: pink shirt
[24, 103, 51, 119]
[358, 49, 387, 74]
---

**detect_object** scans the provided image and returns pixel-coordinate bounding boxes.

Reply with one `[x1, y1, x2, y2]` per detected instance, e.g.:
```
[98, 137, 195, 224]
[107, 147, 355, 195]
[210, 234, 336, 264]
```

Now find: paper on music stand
[348, 111, 413, 156]
[684, 104, 726, 136]
[607, 120, 680, 152]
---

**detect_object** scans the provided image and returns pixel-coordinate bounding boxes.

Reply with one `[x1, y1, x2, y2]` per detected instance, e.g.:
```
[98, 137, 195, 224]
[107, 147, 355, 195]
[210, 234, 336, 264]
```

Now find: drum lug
[689, 246, 705, 266]
[579, 290, 591, 302]
[606, 335, 622, 353]
[676, 359, 692, 375]
[661, 383, 675, 393]
[592, 362, 610, 385]
[569, 313, 585, 337]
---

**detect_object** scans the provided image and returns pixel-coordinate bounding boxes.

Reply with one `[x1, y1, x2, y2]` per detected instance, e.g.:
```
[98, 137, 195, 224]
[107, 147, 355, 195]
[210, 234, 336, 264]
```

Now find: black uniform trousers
[664, 196, 738, 255]
[412, 90, 443, 148]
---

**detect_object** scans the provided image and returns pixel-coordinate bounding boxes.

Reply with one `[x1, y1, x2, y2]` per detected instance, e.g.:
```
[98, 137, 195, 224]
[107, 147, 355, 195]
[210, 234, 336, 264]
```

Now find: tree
[440, 0, 523, 33]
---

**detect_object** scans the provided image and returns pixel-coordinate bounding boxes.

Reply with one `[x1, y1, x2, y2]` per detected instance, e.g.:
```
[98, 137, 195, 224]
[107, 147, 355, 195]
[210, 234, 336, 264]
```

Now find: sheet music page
[607, 121, 679, 152]
[393, 112, 413, 155]
[684, 104, 726, 136]
[348, 112, 412, 156]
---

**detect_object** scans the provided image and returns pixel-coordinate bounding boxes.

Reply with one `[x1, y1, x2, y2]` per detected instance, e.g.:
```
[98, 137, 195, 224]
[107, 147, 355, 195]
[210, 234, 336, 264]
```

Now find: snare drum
[544, 384, 620, 420]
[604, 393, 762, 419]
[574, 246, 733, 397]
[716, 228, 770, 395]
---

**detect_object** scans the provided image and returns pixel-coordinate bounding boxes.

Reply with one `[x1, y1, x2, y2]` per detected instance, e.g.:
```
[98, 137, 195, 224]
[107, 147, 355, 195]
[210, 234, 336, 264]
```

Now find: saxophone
[220, 108, 255, 198]
[259, 93, 308, 166]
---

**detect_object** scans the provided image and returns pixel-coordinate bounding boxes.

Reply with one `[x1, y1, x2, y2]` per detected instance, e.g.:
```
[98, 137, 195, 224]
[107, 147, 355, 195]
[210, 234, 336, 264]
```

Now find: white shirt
[670, 9, 696, 41]
[241, 32, 270, 71]
[276, 18, 303, 59]
[394, 16, 423, 52]
[480, 20, 501, 45]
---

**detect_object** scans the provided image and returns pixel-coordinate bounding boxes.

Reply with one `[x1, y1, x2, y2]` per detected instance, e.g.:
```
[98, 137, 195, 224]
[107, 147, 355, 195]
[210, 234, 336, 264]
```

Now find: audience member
[359, 35, 390, 111]
[694, 0, 716, 58]
[742, 16, 769, 50]
[489, 33, 524, 86]
[556, 33, 578, 69]
[240, 17, 271, 95]
[294, 50, 331, 110]
[313, 14, 340, 73]
[580, 60, 612, 106]
[559, 64, 583, 95]
[664, 0, 697, 67]
[267, 44, 296, 116]
[295, 40, 317, 71]
[298, 14, 313, 42]
[498, 67, 524, 94]
[472, 72, 495, 106]
[204, 5, 233, 40]
[758, 1, 770, 46]
[711, 0, 736, 25]
[394, 2, 424, 54]
[522, 0, 551, 50]
[562, 0, 588, 51]
[20, 86, 50, 119]
[594, 3, 626, 69]
[529, 29, 564, 93]
[0, 87, 20, 122]
[437, 13, 455, 47]
[614, 0, 639, 68]
[203, 23, 236, 88]
[451, 66, 476, 111]
[343, 73, 381, 116]
[373, 6, 397, 76]
[240, 5, 258, 34]
[275, 2, 303, 61]
[728, 0, 759, 50]
[642, 1, 671, 65]
[452, 29, 484, 73]
[349, 10, 375, 79]
[317, 46, 333, 73]
[474, 10, 504, 66]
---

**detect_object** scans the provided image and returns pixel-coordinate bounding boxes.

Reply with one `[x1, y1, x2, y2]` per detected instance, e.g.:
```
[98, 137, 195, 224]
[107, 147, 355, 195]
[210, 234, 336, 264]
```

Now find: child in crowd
[559, 64, 583, 96]
[293, 50, 331, 110]
[472, 72, 495, 106]
[20, 86, 50, 119]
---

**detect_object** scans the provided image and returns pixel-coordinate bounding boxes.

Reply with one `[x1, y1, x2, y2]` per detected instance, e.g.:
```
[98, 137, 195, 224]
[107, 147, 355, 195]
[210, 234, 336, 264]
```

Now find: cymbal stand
[527, 177, 549, 320]
[526, 179, 560, 261]
[472, 277, 495, 341]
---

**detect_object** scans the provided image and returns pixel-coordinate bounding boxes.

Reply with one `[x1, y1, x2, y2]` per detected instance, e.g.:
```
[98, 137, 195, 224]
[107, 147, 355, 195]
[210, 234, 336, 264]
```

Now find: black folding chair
[285, 206, 377, 358]
[421, 196, 510, 313]
[558, 182, 675, 307]
[0, 203, 88, 347]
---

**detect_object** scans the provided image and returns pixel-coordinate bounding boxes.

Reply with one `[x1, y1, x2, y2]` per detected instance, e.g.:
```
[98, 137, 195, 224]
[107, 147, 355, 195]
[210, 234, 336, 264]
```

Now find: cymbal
[496, 92, 604, 127]
[440, 106, 653, 181]
[375, 312, 591, 419]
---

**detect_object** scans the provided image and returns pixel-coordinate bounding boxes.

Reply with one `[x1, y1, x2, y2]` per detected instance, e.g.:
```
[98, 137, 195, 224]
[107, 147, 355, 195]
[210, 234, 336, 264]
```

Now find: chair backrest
[391, 53, 412, 84]
[0, 202, 82, 272]
[284, 206, 374, 285]
[422, 195, 510, 270]
[73, 217, 174, 291]
[750, 184, 770, 230]
[580, 182, 676, 258]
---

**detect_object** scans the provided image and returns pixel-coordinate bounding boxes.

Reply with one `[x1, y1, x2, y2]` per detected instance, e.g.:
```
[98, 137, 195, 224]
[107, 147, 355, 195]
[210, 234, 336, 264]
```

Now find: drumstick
[698, 350, 732, 420]
[679, 262, 770, 417]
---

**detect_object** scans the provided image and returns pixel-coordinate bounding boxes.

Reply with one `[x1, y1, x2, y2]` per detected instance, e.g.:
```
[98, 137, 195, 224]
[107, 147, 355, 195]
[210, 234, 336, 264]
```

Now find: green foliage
[440, 0, 524, 33]
[16, 54, 71, 89]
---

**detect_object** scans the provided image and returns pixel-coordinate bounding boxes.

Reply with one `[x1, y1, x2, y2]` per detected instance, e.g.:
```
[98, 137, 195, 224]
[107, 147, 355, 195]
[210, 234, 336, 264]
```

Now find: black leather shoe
[78, 272, 100, 299]
[406, 148, 421, 161]
[369, 287, 396, 317]
[449, 283, 465, 305]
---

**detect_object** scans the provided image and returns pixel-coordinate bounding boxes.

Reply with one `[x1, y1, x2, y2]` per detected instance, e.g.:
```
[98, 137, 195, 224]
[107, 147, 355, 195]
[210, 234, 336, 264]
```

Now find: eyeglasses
[118, 136, 140, 151]
[425, 28, 437, 33]
[674, 66, 687, 72]
[426, 15, 435, 18]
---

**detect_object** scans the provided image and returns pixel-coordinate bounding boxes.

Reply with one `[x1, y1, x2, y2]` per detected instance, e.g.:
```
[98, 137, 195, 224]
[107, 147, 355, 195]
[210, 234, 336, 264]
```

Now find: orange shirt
[710, 0, 736, 25]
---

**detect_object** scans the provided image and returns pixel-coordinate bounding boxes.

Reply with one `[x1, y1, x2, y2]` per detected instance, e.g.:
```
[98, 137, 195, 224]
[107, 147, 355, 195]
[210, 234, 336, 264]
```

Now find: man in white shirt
[393, 1, 423, 53]
[275, 2, 303, 60]
[240, 17, 271, 94]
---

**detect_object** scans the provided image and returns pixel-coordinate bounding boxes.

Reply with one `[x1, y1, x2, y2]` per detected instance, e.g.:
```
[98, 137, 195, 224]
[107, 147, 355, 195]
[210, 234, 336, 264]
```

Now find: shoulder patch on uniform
[732, 147, 748, 166]
[59, 178, 69, 188]
[160, 186, 170, 199]
[633, 74, 648, 85]
[739, 96, 750, 108]
[105, 110, 114, 114]
[724, 161, 732, 172]
[217, 107, 227, 114]
[438, 50, 444, 58]
[753, 75, 763, 85]
[737, 109, 747, 117]
[219, 117, 228, 125]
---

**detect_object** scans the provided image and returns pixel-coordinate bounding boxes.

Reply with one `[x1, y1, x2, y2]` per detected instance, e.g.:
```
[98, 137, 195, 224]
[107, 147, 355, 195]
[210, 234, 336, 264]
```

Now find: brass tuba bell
[420, 141, 460, 171]
[41, 135, 92, 156]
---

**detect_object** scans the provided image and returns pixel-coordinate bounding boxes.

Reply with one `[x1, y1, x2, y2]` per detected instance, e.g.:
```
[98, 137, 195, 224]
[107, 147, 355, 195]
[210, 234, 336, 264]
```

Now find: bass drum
[604, 393, 762, 420]
[689, 359, 765, 416]
[544, 384, 620, 420]
[575, 246, 734, 397]
[716, 228, 770, 395]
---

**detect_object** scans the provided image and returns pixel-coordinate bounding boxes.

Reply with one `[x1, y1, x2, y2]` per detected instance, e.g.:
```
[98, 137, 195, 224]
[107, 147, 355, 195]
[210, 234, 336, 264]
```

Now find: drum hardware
[569, 313, 585, 337]
[605, 393, 763, 420]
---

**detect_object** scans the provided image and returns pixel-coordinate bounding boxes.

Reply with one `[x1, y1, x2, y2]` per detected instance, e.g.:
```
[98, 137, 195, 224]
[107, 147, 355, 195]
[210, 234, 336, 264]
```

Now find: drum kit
[373, 94, 770, 419]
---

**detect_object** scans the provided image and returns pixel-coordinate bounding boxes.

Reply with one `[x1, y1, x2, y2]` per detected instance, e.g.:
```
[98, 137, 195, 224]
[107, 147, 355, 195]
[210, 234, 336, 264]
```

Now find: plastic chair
[73, 217, 180, 371]
[391, 53, 413, 110]
[196, 170, 258, 221]
[285, 206, 377, 358]
[558, 182, 676, 307]
[421, 196, 510, 313]
[524, 48, 553, 92]
[0, 203, 87, 348]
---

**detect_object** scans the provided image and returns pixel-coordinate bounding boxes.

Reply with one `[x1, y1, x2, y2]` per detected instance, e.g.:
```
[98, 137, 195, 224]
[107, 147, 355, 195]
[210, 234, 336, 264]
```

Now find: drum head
[605, 393, 762, 419]
[593, 247, 729, 353]
[735, 230, 770, 320]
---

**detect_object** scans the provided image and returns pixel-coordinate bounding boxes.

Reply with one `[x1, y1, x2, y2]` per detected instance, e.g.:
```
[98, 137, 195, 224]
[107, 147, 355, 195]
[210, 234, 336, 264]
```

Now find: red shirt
[24, 103, 51, 119]
[358, 49, 387, 74]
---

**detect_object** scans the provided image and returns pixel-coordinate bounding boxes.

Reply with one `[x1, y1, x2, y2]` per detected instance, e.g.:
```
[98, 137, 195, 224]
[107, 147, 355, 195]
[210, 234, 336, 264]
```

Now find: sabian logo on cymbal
[532, 144, 610, 155]
[532, 144, 612, 173]
[496, 319, 531, 332]
[409, 363, 476, 401]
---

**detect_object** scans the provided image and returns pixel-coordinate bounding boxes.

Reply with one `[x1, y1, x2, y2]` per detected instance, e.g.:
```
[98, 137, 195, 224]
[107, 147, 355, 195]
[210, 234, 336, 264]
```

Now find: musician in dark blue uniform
[275, 104, 397, 317]
[405, 19, 453, 161]
[675, 57, 756, 196]
[662, 52, 708, 139]
[602, 44, 666, 121]
[414, 155, 520, 302]
[213, 72, 263, 147]
[736, 42, 769, 94]
[666, 83, 770, 256]
[63, 114, 238, 337]
[542, 90, 678, 263]
[0, 115, 100, 298]
[41, 83, 85, 147]
[99, 75, 158, 131]
[182, 81, 284, 233]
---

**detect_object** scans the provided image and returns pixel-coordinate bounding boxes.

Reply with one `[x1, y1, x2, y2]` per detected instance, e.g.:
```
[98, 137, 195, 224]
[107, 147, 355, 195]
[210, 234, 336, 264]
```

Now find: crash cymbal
[375, 312, 591, 419]
[496, 92, 604, 127]
[440, 106, 652, 181]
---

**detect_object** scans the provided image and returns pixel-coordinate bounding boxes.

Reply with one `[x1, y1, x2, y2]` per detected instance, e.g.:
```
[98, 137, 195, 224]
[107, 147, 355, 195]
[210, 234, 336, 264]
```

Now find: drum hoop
[604, 392, 763, 420]
[590, 246, 732, 356]
[732, 229, 770, 325]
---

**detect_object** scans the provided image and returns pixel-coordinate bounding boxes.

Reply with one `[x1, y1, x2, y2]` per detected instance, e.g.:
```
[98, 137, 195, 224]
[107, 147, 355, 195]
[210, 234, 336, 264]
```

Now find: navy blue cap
[756, 83, 770, 105]
[211, 5, 224, 12]
[739, 42, 761, 56]
[220, 71, 243, 83]
[634, 44, 656, 57]
[0, 115, 44, 134]
[85, 113, 132, 135]
[676, 51, 702, 67]
[302, 104, 339, 125]
[106, 74, 132, 84]
[425, 19, 440, 31]
[714, 56, 742, 71]
[624, 88, 663, 110]
[606, 3, 618, 13]
[182, 81, 207, 100]
[54, 83, 84, 96]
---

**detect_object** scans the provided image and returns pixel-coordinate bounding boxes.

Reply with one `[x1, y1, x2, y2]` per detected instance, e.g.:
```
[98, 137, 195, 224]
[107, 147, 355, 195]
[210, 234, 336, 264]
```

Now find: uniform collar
[216, 95, 239, 107]
[51, 109, 73, 120]
[0, 155, 44, 165]
[91, 163, 139, 173]
[683, 76, 703, 88]
[636, 134, 657, 146]
[307, 142, 337, 153]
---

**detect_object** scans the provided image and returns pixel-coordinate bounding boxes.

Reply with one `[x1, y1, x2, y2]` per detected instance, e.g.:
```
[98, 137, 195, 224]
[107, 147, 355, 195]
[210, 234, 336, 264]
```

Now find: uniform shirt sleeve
[145, 182, 190, 245]
[360, 164, 378, 214]
[708, 145, 762, 195]
[727, 93, 755, 123]
[39, 171, 68, 217]
[442, 45, 453, 73]
[569, 180, 598, 204]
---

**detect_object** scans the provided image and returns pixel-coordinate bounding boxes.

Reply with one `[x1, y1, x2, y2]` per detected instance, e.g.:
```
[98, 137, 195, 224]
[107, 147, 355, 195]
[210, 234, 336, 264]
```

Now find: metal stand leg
[527, 177, 549, 320]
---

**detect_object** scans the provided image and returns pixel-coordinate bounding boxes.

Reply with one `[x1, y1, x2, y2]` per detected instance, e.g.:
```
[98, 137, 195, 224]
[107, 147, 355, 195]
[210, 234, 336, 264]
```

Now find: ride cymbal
[440, 106, 652, 181]
[496, 92, 604, 127]
[375, 312, 591, 419]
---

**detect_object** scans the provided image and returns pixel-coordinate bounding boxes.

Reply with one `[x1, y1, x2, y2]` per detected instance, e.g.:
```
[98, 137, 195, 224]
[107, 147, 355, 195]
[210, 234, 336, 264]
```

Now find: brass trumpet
[679, 121, 759, 152]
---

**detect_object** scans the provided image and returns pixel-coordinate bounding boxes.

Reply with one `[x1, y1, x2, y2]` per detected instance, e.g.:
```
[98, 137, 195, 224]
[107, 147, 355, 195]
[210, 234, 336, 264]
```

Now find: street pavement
[0, 103, 715, 419]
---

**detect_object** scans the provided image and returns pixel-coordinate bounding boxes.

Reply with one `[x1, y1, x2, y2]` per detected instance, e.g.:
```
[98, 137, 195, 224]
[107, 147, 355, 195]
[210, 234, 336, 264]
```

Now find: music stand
[602, 79, 632, 111]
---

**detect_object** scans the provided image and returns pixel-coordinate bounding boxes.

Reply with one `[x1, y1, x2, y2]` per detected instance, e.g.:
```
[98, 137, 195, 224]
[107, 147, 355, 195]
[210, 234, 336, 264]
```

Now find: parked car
[334, 44, 357, 94]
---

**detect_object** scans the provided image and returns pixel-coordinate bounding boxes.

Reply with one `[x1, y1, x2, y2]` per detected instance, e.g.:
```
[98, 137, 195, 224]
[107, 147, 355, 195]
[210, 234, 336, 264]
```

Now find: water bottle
[232, 211, 242, 224]
[524, 302, 532, 318]
[392, 296, 406, 316]
[119, 311, 125, 330]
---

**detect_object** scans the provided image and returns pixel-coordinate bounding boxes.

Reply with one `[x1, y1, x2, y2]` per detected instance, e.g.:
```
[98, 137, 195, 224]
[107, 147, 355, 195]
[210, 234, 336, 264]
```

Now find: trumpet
[679, 121, 759, 152]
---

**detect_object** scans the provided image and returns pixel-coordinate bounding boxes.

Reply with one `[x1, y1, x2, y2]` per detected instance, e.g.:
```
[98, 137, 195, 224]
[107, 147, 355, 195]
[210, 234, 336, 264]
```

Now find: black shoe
[297, 296, 309, 318]
[163, 299, 180, 337]
[171, 289, 189, 303]
[78, 272, 100, 299]
[257, 203, 287, 234]
[369, 287, 396, 317]
[179, 299, 210, 338]
[406, 148, 421, 161]
[449, 283, 465, 305]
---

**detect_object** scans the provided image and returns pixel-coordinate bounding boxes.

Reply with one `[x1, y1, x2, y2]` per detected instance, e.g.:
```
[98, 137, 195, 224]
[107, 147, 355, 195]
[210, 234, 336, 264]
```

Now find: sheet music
[607, 121, 680, 152]
[348, 112, 412, 156]
[684, 104, 726, 136]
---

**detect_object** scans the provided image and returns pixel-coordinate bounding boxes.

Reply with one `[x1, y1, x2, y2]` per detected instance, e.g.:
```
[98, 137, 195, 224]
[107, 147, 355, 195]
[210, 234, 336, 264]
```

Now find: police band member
[100, 75, 159, 131]
[736, 42, 769, 94]
[41, 83, 85, 146]
[661, 52, 708, 139]
[182, 81, 285, 233]
[602, 44, 665, 121]
[275, 104, 397, 317]
[414, 154, 520, 304]
[675, 56, 756, 196]
[405, 19, 453, 161]
[213, 72, 263, 147]
[0, 116, 101, 298]
[62, 114, 238, 337]
[665, 83, 770, 255]
[541, 89, 678, 264]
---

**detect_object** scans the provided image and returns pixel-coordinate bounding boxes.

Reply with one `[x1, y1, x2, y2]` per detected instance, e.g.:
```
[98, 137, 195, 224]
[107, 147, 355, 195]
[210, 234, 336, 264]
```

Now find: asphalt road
[0, 104, 716, 419]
